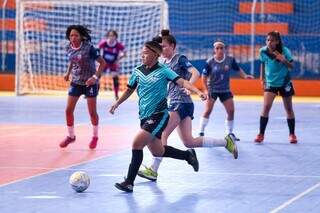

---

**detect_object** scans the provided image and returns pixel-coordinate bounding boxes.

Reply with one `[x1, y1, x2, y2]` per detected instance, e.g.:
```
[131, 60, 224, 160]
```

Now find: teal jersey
[259, 46, 293, 87]
[128, 62, 180, 120]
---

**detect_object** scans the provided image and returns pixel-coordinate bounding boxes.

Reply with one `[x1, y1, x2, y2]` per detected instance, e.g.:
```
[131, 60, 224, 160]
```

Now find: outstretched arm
[176, 78, 207, 101]
[238, 68, 254, 79]
[109, 87, 135, 114]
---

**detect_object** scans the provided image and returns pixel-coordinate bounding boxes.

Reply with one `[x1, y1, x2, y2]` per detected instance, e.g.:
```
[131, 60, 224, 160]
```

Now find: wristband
[92, 74, 98, 80]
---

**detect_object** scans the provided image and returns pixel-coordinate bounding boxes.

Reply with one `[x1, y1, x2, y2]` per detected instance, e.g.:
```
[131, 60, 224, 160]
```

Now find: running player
[60, 25, 106, 149]
[98, 30, 126, 100]
[138, 30, 238, 182]
[109, 37, 207, 192]
[254, 31, 297, 144]
[199, 41, 254, 139]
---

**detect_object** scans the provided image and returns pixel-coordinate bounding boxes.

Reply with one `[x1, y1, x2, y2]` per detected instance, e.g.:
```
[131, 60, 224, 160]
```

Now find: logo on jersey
[224, 65, 229, 71]
[146, 119, 155, 125]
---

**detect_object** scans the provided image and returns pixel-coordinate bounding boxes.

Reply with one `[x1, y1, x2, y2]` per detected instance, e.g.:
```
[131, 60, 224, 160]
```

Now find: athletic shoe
[199, 132, 204, 137]
[114, 179, 133, 192]
[225, 134, 238, 159]
[138, 165, 158, 181]
[289, 134, 298, 144]
[187, 149, 199, 172]
[254, 134, 264, 143]
[89, 136, 98, 149]
[59, 136, 76, 148]
[229, 133, 240, 141]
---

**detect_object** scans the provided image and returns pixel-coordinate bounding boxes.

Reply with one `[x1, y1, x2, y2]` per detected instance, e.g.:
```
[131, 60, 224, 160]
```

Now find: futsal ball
[69, 171, 90, 193]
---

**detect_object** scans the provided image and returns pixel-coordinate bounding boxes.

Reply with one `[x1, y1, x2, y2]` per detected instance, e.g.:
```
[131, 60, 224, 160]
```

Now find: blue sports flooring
[0, 95, 320, 213]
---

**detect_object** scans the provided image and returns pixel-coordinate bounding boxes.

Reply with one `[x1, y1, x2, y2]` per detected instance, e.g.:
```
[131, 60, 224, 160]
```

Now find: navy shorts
[168, 103, 194, 120]
[211, 92, 233, 102]
[140, 112, 169, 139]
[68, 82, 99, 98]
[264, 82, 295, 97]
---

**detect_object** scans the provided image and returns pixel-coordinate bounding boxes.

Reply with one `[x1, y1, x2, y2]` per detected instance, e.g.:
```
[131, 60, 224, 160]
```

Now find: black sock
[126, 149, 143, 185]
[162, 145, 189, 160]
[287, 118, 295, 135]
[259, 116, 269, 135]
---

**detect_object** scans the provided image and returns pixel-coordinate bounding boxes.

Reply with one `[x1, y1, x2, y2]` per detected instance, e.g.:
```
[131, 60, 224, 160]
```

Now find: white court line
[270, 182, 320, 213]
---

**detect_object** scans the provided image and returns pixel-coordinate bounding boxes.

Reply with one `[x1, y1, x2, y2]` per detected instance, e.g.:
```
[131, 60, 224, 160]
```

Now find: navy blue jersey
[66, 41, 100, 85]
[164, 54, 195, 104]
[202, 55, 240, 92]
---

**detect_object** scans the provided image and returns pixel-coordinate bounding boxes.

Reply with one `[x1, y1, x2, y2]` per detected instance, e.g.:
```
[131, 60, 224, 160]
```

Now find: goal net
[15, 0, 168, 95]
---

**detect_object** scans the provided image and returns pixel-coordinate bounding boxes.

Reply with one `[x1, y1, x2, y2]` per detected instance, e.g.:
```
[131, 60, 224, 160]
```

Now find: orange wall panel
[239, 2, 293, 14]
[234, 22, 288, 35]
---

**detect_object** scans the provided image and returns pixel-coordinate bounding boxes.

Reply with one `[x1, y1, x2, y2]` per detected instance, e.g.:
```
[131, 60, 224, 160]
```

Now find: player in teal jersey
[109, 37, 207, 192]
[138, 30, 238, 182]
[254, 31, 297, 144]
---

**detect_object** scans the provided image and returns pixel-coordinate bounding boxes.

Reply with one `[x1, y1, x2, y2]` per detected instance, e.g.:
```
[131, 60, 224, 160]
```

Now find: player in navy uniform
[98, 30, 126, 100]
[138, 30, 238, 182]
[199, 41, 254, 139]
[254, 31, 297, 144]
[60, 25, 106, 149]
[109, 37, 207, 192]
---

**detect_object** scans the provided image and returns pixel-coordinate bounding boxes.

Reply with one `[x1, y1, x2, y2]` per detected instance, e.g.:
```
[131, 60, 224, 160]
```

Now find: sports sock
[202, 137, 226, 147]
[150, 157, 163, 172]
[67, 125, 75, 138]
[259, 116, 269, 135]
[199, 117, 209, 133]
[162, 145, 188, 160]
[287, 118, 295, 135]
[126, 149, 143, 185]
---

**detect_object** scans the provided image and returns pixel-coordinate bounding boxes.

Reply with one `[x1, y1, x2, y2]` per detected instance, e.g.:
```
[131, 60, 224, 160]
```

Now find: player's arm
[239, 68, 254, 79]
[274, 51, 293, 69]
[109, 87, 135, 114]
[86, 56, 106, 86]
[188, 67, 200, 84]
[63, 62, 72, 81]
[176, 78, 206, 101]
[260, 62, 265, 87]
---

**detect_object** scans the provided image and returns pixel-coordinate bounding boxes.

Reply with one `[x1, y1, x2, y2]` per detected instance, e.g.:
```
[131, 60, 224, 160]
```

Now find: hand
[109, 102, 119, 114]
[245, 74, 254, 79]
[182, 88, 191, 95]
[198, 92, 207, 101]
[63, 73, 70, 81]
[204, 90, 211, 99]
[273, 51, 285, 62]
[85, 77, 97, 87]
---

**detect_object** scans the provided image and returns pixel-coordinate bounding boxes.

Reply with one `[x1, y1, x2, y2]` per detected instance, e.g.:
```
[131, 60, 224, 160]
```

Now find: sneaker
[254, 134, 264, 143]
[289, 134, 298, 144]
[59, 136, 76, 148]
[114, 179, 133, 193]
[199, 132, 204, 137]
[187, 149, 199, 172]
[89, 136, 98, 149]
[138, 165, 158, 181]
[225, 134, 238, 159]
[229, 133, 240, 141]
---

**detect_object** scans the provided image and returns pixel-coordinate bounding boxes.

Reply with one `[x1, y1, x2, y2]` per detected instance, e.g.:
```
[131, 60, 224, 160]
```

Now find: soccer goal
[15, 0, 168, 95]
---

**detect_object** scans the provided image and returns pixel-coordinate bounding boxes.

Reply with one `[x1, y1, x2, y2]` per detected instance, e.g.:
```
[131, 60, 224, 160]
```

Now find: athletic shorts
[168, 103, 194, 120]
[68, 82, 99, 98]
[104, 63, 119, 73]
[140, 112, 169, 139]
[210, 92, 233, 102]
[264, 82, 295, 97]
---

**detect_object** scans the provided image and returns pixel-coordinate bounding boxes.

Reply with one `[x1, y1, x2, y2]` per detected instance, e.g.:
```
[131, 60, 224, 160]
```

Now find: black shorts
[168, 103, 194, 120]
[211, 92, 233, 102]
[264, 82, 295, 97]
[140, 112, 169, 139]
[68, 82, 99, 98]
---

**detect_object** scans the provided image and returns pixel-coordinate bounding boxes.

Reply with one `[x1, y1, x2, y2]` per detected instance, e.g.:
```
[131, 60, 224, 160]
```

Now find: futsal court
[0, 93, 320, 213]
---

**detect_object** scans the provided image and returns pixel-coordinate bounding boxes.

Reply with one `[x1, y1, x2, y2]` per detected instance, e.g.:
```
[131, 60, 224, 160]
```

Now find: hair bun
[161, 29, 170, 36]
[152, 36, 162, 44]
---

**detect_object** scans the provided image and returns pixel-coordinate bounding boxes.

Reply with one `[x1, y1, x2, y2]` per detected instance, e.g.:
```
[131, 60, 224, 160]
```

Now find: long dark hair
[267, 31, 283, 54]
[66, 25, 92, 42]
[106, 30, 118, 38]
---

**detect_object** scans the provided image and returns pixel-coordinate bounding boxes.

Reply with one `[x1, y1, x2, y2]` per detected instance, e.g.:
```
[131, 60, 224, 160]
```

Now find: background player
[98, 30, 126, 100]
[199, 41, 254, 139]
[254, 31, 297, 144]
[60, 25, 106, 149]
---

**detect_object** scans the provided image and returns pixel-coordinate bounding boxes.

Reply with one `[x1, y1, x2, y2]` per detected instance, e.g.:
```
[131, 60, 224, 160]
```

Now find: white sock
[202, 137, 226, 147]
[199, 117, 209, 133]
[67, 126, 75, 138]
[93, 125, 98, 137]
[225, 119, 234, 134]
[150, 157, 163, 172]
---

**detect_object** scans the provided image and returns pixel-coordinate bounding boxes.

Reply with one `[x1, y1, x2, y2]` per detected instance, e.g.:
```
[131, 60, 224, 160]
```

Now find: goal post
[15, 0, 169, 95]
